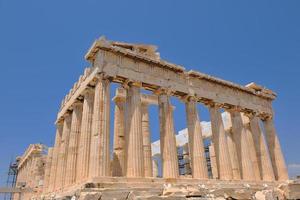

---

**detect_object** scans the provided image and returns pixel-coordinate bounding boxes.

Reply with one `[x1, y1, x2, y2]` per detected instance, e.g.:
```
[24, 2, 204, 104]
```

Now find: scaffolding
[3, 158, 19, 200]
[177, 144, 213, 177]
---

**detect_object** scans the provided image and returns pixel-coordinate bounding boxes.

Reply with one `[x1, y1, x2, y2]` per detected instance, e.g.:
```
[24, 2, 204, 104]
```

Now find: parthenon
[10, 36, 300, 200]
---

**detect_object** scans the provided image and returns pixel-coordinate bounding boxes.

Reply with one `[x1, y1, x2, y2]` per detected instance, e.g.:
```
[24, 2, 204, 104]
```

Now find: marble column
[142, 103, 153, 177]
[152, 159, 159, 177]
[158, 93, 179, 178]
[77, 89, 94, 181]
[185, 98, 208, 179]
[112, 99, 125, 177]
[48, 122, 63, 192]
[43, 148, 53, 193]
[59, 112, 72, 187]
[249, 116, 275, 181]
[263, 116, 288, 181]
[65, 102, 83, 185]
[225, 129, 241, 180]
[244, 119, 261, 181]
[49, 121, 63, 192]
[89, 77, 111, 178]
[182, 143, 191, 175]
[125, 83, 145, 177]
[209, 143, 218, 179]
[230, 111, 255, 181]
[209, 105, 233, 180]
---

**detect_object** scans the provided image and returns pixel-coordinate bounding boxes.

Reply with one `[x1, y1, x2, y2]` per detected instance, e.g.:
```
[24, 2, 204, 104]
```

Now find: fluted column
[65, 102, 83, 185]
[58, 112, 72, 188]
[89, 76, 111, 178]
[209, 143, 218, 179]
[249, 116, 275, 181]
[77, 89, 94, 182]
[263, 116, 288, 181]
[125, 83, 144, 177]
[152, 159, 159, 177]
[48, 122, 63, 192]
[225, 129, 241, 180]
[142, 103, 153, 177]
[158, 92, 179, 178]
[43, 148, 53, 193]
[182, 143, 191, 175]
[243, 116, 261, 181]
[112, 99, 125, 177]
[185, 98, 208, 179]
[230, 111, 255, 180]
[209, 105, 233, 180]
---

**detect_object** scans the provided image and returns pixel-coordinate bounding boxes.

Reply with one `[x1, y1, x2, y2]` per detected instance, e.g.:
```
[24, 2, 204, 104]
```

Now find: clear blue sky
[0, 0, 300, 185]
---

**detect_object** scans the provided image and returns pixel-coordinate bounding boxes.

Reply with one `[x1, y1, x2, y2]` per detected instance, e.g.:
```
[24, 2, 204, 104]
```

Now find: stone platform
[42, 177, 300, 200]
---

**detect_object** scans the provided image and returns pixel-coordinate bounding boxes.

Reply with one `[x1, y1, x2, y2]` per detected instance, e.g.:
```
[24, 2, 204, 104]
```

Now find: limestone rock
[78, 192, 101, 200]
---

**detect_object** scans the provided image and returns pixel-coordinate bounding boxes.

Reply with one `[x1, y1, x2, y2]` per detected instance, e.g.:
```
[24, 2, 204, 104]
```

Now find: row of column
[47, 75, 111, 192]
[46, 77, 288, 193]
[209, 106, 288, 181]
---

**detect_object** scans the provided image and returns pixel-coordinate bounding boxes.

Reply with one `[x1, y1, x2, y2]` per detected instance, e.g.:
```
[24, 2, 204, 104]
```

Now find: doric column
[209, 105, 233, 180]
[142, 103, 153, 177]
[243, 115, 261, 181]
[112, 98, 125, 177]
[125, 82, 145, 177]
[263, 116, 288, 181]
[229, 110, 255, 180]
[89, 76, 111, 178]
[158, 92, 179, 178]
[77, 88, 94, 181]
[65, 102, 83, 185]
[182, 143, 191, 175]
[209, 143, 218, 179]
[185, 98, 208, 179]
[48, 122, 63, 192]
[152, 159, 159, 177]
[43, 148, 53, 193]
[225, 129, 241, 180]
[58, 112, 72, 188]
[249, 115, 275, 181]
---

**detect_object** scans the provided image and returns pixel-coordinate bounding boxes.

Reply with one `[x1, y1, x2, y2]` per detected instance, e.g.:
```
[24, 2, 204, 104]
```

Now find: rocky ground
[68, 181, 299, 200]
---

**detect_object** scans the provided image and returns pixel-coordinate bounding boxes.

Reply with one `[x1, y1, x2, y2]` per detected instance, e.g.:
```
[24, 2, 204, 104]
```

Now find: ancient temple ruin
[13, 144, 47, 200]
[11, 37, 300, 199]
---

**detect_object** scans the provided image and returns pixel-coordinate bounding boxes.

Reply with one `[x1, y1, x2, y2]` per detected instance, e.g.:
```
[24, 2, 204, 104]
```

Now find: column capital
[72, 100, 83, 109]
[82, 87, 95, 98]
[243, 111, 258, 120]
[122, 79, 142, 89]
[94, 73, 111, 83]
[63, 111, 72, 123]
[181, 94, 197, 103]
[259, 113, 273, 121]
[224, 105, 243, 113]
[206, 101, 223, 108]
[153, 87, 175, 96]
[56, 119, 64, 126]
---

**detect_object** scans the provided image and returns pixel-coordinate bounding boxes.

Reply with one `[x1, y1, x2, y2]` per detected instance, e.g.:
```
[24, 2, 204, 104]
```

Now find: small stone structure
[14, 144, 47, 200]
[12, 37, 300, 199]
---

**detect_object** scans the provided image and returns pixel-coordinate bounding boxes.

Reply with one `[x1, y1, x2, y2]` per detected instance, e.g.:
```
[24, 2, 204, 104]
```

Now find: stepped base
[41, 177, 300, 200]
